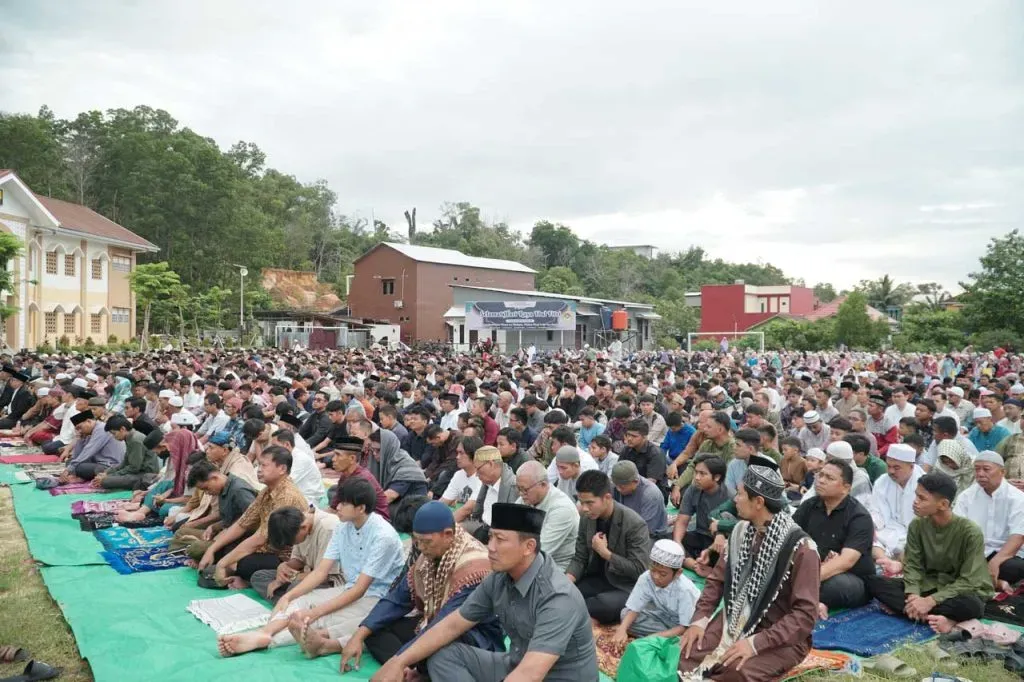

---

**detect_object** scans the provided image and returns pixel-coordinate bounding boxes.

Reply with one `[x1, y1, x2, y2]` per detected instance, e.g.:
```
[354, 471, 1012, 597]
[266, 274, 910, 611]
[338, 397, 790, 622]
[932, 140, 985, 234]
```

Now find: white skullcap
[803, 410, 821, 424]
[973, 407, 993, 420]
[976, 450, 1005, 467]
[887, 443, 917, 463]
[650, 539, 685, 569]
[85, 373, 98, 382]
[72, 377, 89, 389]
[168, 396, 184, 408]
[1011, 383, 1024, 395]
[806, 447, 827, 461]
[158, 389, 175, 399]
[36, 387, 50, 397]
[55, 373, 70, 381]
[949, 387, 965, 398]
[826, 441, 854, 461]
[709, 385, 726, 396]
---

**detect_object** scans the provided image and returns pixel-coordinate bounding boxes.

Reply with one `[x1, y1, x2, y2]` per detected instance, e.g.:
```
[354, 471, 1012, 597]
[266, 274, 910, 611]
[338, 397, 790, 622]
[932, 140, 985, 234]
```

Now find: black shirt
[621, 441, 668, 493]
[793, 493, 875, 578]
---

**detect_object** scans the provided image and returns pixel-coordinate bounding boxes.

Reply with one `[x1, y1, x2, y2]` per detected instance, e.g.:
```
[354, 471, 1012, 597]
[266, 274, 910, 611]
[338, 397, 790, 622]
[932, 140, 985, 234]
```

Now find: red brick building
[698, 282, 816, 333]
[349, 242, 536, 343]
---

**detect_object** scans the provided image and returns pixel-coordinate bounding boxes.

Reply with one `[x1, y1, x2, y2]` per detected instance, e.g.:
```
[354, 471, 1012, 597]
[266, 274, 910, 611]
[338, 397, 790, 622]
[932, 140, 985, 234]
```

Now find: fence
[274, 326, 369, 350]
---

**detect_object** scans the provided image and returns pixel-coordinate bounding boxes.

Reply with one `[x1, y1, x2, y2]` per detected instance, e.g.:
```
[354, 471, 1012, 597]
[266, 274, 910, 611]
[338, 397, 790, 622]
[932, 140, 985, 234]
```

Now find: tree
[129, 262, 182, 350]
[833, 291, 888, 349]
[528, 221, 579, 269]
[813, 282, 838, 303]
[0, 232, 24, 340]
[536, 267, 584, 296]
[960, 230, 1024, 338]
[653, 297, 699, 345]
[915, 282, 951, 311]
[893, 307, 966, 351]
[855, 275, 916, 311]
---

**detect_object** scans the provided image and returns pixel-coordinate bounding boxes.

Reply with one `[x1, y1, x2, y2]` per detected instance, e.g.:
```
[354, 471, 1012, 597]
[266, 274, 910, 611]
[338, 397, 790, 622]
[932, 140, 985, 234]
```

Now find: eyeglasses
[516, 480, 543, 495]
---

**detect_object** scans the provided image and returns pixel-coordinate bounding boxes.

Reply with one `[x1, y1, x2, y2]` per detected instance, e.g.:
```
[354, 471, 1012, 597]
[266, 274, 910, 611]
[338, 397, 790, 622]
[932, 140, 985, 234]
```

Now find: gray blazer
[566, 501, 651, 592]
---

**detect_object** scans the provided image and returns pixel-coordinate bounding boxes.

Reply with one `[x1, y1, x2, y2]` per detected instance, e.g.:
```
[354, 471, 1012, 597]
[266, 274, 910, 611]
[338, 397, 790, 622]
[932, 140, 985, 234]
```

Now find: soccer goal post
[686, 331, 765, 353]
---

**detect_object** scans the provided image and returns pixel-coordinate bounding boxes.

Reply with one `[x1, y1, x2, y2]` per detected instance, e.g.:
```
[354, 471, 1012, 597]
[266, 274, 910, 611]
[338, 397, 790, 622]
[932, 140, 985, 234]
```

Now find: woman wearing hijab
[105, 375, 133, 415]
[935, 438, 975, 498]
[115, 429, 201, 523]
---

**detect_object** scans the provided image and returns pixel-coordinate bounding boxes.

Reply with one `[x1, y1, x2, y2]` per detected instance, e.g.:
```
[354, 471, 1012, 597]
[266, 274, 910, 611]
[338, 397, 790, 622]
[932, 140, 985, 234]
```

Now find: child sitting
[801, 447, 826, 495]
[780, 436, 807, 500]
[611, 539, 700, 650]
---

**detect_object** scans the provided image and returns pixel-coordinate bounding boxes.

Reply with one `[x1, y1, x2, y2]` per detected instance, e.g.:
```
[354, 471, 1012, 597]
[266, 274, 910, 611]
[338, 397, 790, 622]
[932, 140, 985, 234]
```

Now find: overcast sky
[3, 0, 1021, 290]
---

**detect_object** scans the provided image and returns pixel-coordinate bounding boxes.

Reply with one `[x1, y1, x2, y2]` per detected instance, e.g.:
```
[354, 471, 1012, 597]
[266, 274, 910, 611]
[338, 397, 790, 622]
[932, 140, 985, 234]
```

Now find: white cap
[168, 396, 184, 408]
[170, 410, 196, 425]
[826, 441, 854, 461]
[72, 377, 89, 389]
[806, 447, 827, 461]
[158, 389, 175, 399]
[55, 373, 70, 381]
[1011, 383, 1024, 396]
[973, 407, 993, 420]
[85, 373, 98, 382]
[976, 450, 1005, 467]
[887, 443, 917, 463]
[36, 387, 50, 397]
[949, 386, 965, 398]
[803, 410, 821, 424]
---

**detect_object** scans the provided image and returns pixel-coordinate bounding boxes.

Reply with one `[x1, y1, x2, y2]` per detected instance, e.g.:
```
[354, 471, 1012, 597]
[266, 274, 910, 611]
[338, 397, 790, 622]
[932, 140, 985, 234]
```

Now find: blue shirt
[662, 424, 696, 462]
[324, 513, 405, 598]
[968, 425, 1012, 453]
[725, 458, 748, 498]
[625, 570, 701, 626]
[577, 422, 606, 450]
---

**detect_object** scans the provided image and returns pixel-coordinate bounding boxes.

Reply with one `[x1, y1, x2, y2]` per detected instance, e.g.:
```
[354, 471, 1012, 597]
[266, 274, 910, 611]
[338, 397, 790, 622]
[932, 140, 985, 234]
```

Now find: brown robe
[679, 535, 820, 681]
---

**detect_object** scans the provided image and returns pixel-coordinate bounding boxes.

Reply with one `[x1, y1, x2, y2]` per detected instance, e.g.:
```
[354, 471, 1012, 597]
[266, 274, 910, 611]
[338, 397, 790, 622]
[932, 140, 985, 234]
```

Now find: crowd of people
[2, 344, 1024, 680]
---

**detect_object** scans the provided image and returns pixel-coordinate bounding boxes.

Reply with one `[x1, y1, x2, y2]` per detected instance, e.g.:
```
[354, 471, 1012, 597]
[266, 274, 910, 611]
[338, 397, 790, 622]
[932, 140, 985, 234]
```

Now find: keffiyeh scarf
[409, 525, 490, 630]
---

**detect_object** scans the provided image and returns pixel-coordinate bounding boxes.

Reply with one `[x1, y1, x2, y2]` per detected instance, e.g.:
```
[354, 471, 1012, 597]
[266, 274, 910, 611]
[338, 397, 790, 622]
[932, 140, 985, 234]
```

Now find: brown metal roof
[33, 193, 157, 251]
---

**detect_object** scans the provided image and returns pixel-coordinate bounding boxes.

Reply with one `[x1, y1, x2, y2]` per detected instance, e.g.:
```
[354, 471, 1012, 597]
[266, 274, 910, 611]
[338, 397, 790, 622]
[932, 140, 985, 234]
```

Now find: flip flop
[863, 654, 917, 678]
[1005, 652, 1024, 674]
[920, 676, 972, 682]
[920, 641, 957, 666]
[0, 660, 62, 682]
[948, 638, 990, 660]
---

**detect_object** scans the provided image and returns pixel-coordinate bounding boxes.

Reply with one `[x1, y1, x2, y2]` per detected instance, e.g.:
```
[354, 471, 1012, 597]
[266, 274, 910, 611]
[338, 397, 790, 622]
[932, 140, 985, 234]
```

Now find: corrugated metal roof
[375, 242, 536, 274]
[450, 284, 656, 309]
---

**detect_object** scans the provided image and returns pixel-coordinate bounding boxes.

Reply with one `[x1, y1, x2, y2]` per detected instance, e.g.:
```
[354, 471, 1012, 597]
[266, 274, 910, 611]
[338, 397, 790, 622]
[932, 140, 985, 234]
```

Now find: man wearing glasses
[513, 460, 580, 570]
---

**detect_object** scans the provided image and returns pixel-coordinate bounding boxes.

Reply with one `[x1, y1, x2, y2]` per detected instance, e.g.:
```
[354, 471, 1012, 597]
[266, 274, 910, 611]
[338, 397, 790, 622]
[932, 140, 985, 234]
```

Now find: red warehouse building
[348, 242, 536, 343]
[698, 282, 816, 334]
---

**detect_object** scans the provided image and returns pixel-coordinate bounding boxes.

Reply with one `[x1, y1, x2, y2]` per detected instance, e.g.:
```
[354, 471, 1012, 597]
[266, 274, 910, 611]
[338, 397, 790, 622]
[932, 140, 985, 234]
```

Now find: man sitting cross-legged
[249, 505, 341, 603]
[341, 501, 503, 672]
[865, 472, 994, 634]
[217, 477, 405, 657]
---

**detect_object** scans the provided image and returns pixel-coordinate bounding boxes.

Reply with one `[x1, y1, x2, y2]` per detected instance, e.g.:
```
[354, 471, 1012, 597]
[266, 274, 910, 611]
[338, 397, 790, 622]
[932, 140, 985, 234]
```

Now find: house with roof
[0, 170, 158, 349]
[349, 242, 537, 344]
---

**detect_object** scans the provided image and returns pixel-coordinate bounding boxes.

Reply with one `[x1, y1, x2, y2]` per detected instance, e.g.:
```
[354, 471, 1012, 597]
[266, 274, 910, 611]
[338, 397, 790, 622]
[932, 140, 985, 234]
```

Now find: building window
[546, 330, 554, 342]
[64, 254, 76, 277]
[46, 252, 58, 275]
[91, 314, 103, 334]
[112, 255, 131, 272]
[112, 307, 131, 324]
[64, 312, 77, 335]
[381, 279, 395, 295]
[45, 312, 57, 334]
[91, 259, 103, 280]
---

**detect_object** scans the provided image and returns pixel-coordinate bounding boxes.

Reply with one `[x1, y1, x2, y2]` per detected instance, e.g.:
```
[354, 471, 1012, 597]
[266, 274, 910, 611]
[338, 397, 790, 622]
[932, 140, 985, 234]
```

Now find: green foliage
[0, 231, 24, 324]
[759, 318, 836, 351]
[833, 291, 889, 349]
[529, 221, 579, 268]
[855, 274, 916, 310]
[813, 282, 838, 303]
[969, 329, 1023, 352]
[960, 230, 1024, 338]
[653, 297, 699, 342]
[129, 262, 182, 348]
[536, 267, 584, 296]
[892, 307, 965, 352]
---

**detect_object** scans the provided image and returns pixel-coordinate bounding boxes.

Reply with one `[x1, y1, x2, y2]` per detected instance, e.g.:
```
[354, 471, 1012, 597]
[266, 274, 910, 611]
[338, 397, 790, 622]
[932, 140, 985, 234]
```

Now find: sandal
[0, 647, 28, 663]
[0, 660, 62, 682]
[863, 653, 917, 678]
[1005, 652, 1024, 674]
[920, 641, 957, 666]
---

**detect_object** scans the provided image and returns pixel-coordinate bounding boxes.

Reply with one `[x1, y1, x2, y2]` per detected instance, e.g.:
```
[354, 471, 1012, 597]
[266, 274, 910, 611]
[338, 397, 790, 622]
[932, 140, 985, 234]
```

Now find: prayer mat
[812, 601, 934, 656]
[101, 546, 191, 575]
[775, 649, 852, 681]
[984, 590, 1024, 626]
[0, 438, 29, 446]
[95, 526, 173, 550]
[48, 482, 104, 496]
[0, 454, 60, 464]
[593, 623, 628, 679]
[187, 594, 272, 635]
[80, 514, 115, 531]
[71, 499, 129, 517]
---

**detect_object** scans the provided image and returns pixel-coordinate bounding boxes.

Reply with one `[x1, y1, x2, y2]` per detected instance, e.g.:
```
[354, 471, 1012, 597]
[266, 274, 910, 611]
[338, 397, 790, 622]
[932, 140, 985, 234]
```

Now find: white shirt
[58, 405, 79, 443]
[872, 466, 924, 556]
[546, 448, 599, 484]
[197, 409, 230, 437]
[442, 468, 482, 505]
[482, 480, 500, 526]
[439, 408, 464, 432]
[953, 479, 1024, 557]
[920, 434, 978, 468]
[998, 418, 1022, 436]
[289, 435, 326, 507]
[883, 403, 916, 431]
[183, 390, 205, 416]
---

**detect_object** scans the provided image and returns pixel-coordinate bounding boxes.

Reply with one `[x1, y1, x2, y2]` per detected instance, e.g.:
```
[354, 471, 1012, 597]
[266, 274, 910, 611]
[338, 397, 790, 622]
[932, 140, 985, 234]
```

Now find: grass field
[0, 485, 1019, 682]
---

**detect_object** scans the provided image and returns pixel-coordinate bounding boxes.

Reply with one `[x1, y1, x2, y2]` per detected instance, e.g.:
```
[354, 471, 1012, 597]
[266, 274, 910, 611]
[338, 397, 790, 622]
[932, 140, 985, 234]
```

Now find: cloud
[1, 0, 1022, 292]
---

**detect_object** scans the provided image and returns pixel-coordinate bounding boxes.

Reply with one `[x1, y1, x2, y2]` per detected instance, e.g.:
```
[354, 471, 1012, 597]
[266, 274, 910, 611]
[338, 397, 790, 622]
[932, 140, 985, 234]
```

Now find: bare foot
[927, 615, 956, 634]
[226, 577, 248, 590]
[217, 631, 272, 657]
[288, 618, 309, 653]
[115, 510, 147, 523]
[300, 627, 336, 658]
[818, 603, 829, 620]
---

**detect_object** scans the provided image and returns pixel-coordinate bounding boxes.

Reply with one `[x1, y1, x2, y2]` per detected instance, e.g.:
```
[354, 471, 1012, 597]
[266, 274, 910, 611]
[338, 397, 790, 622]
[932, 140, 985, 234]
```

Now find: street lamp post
[232, 264, 248, 338]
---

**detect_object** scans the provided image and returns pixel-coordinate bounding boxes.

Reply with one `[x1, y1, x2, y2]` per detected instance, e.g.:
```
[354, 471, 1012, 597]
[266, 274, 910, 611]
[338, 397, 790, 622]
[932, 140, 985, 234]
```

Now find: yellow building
[0, 170, 159, 349]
